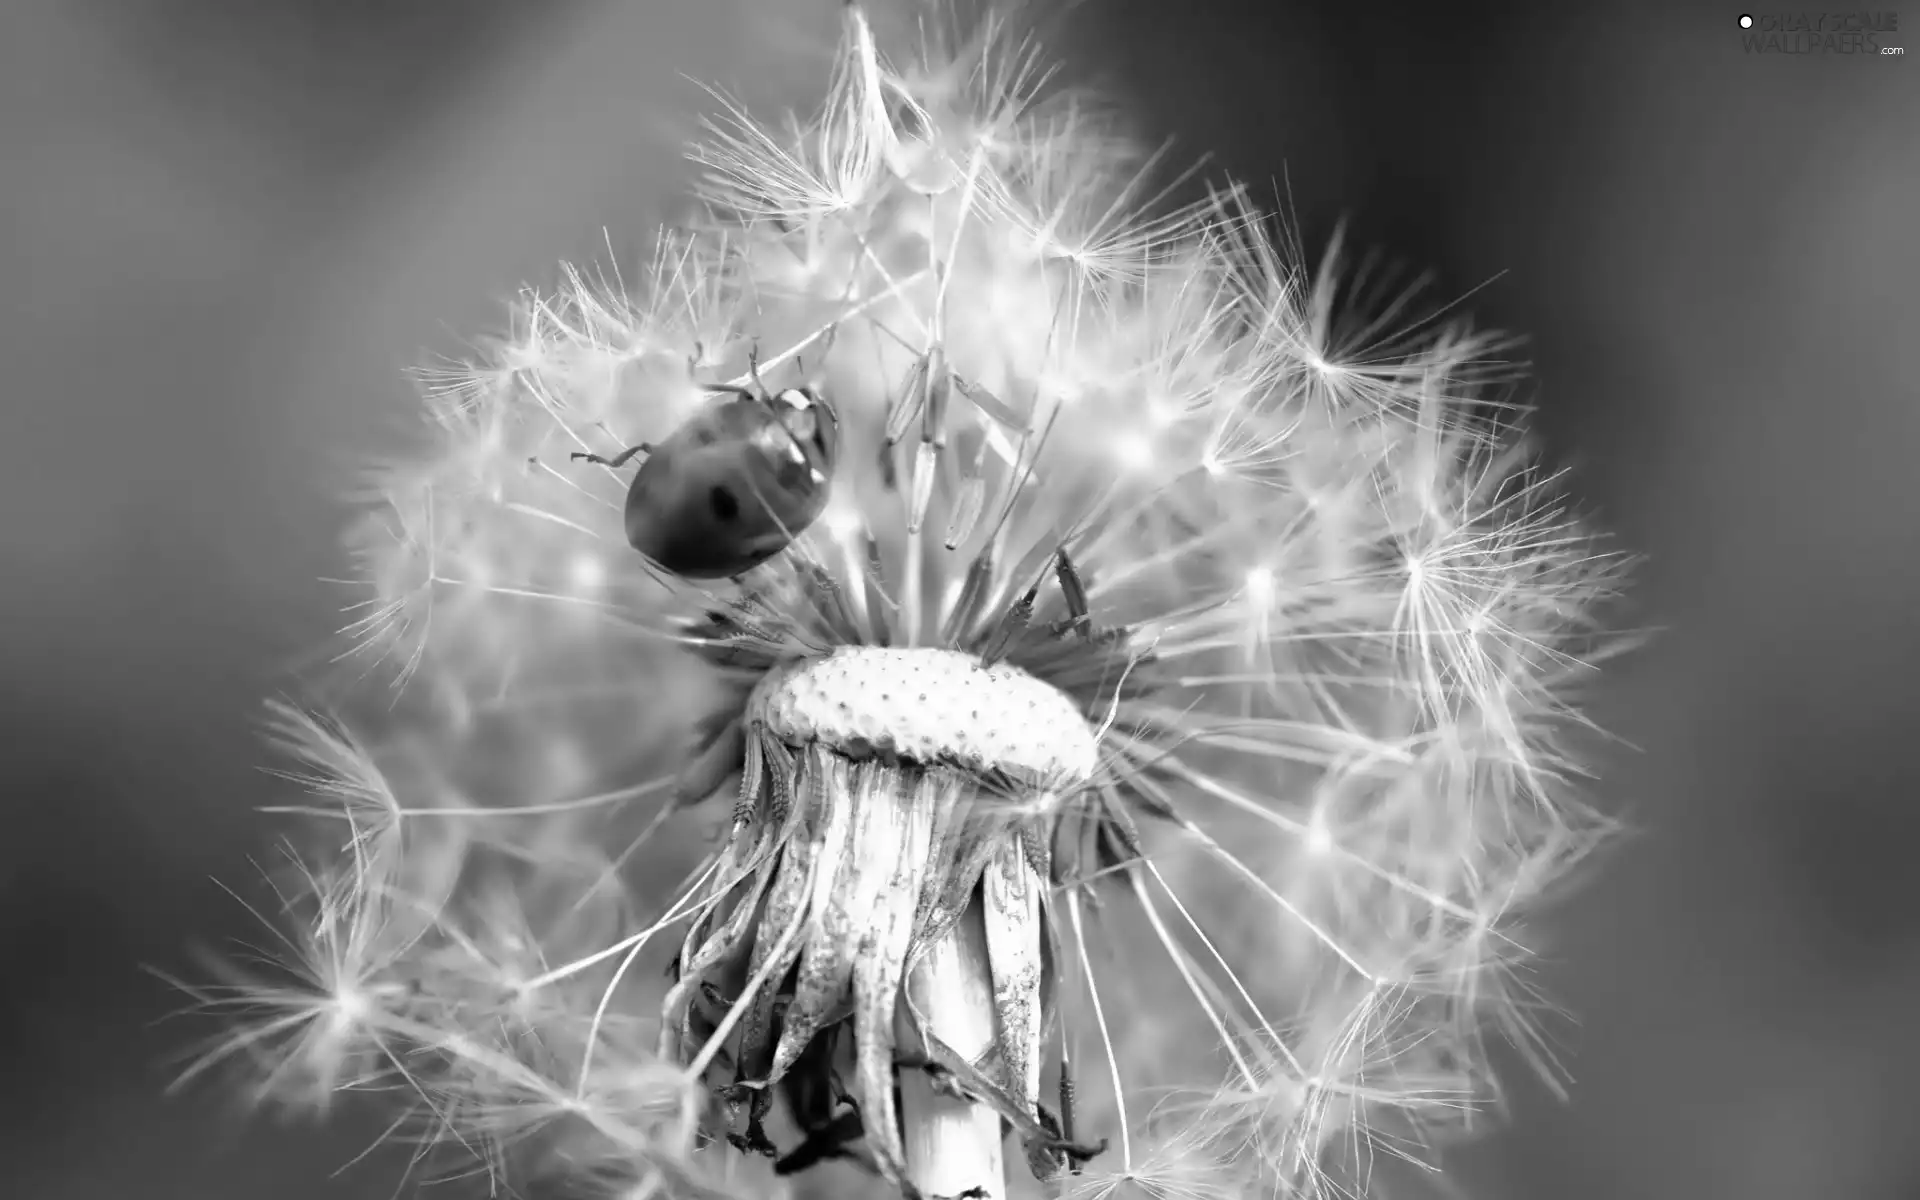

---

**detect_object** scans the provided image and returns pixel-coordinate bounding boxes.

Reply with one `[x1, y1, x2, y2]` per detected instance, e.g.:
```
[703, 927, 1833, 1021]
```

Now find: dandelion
[182, 5, 1633, 1199]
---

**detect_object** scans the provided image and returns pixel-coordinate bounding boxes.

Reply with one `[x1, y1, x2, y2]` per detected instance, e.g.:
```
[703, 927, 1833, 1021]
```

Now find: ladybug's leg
[746, 340, 768, 396]
[796, 312, 845, 383]
[692, 337, 762, 400]
[1053, 549, 1092, 638]
[571, 445, 650, 469]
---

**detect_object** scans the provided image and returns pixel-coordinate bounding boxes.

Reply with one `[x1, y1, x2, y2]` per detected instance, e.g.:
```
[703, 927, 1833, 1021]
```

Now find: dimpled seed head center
[747, 646, 1099, 787]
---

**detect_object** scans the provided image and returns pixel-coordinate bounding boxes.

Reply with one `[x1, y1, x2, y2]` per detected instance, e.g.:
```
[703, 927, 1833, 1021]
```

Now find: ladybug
[572, 350, 839, 579]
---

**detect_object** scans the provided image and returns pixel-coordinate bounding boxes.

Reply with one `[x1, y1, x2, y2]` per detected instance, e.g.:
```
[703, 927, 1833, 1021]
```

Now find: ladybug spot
[709, 486, 740, 522]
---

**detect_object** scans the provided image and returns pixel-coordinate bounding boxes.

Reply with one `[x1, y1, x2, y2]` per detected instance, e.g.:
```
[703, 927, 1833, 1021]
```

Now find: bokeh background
[3, 1, 1915, 1197]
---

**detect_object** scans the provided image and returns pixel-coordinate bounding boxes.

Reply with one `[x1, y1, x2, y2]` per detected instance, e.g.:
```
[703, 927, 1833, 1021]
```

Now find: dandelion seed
[185, 4, 1635, 1199]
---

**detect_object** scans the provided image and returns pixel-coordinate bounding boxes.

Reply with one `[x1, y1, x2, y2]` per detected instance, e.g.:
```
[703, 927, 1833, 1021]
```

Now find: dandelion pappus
[572, 344, 840, 580]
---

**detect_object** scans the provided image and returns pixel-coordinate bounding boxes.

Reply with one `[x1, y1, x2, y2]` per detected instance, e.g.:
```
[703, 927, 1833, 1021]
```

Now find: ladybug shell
[623, 391, 836, 579]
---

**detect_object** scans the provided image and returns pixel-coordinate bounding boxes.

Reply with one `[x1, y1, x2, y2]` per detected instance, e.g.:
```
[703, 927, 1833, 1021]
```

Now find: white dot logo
[1738, 13, 1753, 27]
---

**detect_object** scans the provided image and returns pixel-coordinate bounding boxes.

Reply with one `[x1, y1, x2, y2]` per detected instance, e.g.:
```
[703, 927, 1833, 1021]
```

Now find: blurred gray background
[2, 1, 1915, 1197]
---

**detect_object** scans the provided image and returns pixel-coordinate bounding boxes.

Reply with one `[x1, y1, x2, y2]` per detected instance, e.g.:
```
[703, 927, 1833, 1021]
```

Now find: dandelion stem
[900, 894, 1006, 1200]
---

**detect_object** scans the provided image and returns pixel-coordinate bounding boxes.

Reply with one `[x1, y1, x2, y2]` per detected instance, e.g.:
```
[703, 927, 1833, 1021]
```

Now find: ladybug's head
[772, 387, 838, 473]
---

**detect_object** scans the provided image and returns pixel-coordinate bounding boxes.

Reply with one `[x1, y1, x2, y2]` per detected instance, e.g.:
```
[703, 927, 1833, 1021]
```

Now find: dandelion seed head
[195, 4, 1636, 1197]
